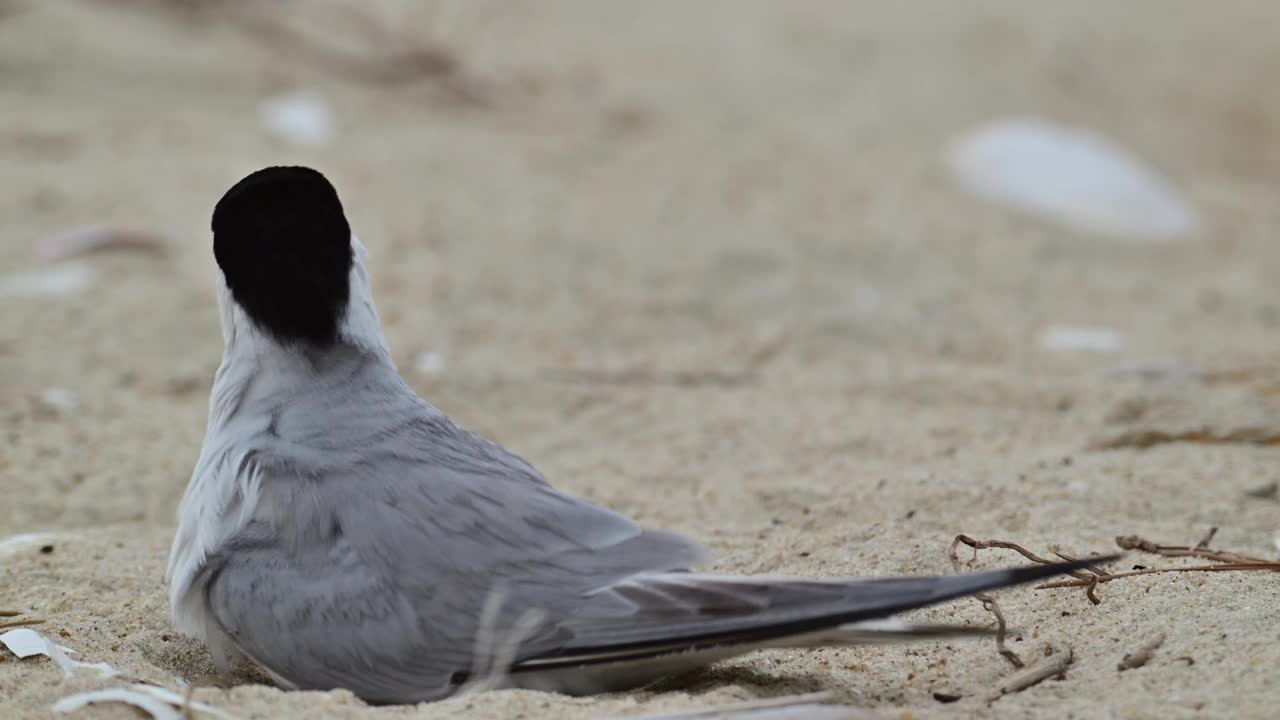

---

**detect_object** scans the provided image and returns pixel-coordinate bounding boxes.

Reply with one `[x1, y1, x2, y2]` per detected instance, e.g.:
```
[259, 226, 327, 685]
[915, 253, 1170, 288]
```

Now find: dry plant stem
[1050, 552, 1104, 603]
[94, 0, 487, 104]
[1118, 633, 1166, 671]
[36, 226, 168, 260]
[1052, 551, 1108, 577]
[741, 329, 792, 371]
[988, 644, 1073, 702]
[947, 534, 1124, 666]
[1116, 533, 1274, 564]
[0, 610, 20, 617]
[1090, 427, 1280, 450]
[950, 536, 1101, 585]
[979, 597, 1021, 668]
[0, 617, 46, 630]
[1037, 561, 1280, 590]
[1037, 531, 1279, 593]
[947, 535, 1027, 668]
[229, 9, 477, 96]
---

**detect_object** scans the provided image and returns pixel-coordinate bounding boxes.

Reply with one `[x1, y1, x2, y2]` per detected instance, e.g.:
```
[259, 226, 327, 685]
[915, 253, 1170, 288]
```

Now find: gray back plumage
[198, 344, 710, 700]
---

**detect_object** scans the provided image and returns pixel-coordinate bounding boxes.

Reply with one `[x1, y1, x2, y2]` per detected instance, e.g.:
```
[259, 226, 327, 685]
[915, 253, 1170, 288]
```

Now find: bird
[166, 165, 1110, 704]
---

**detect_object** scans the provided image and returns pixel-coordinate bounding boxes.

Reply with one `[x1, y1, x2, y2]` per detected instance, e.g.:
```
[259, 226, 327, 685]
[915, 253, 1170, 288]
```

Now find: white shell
[948, 118, 1197, 240]
[52, 685, 237, 720]
[260, 92, 336, 147]
[0, 262, 93, 298]
[0, 628, 48, 659]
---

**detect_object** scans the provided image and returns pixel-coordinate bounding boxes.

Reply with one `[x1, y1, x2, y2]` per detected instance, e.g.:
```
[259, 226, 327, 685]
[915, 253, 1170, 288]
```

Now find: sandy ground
[3, 1, 1280, 718]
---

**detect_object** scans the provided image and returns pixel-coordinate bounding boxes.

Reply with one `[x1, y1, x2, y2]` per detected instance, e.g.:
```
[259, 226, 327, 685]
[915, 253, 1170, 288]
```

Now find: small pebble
[40, 387, 76, 411]
[1242, 482, 1278, 499]
[414, 351, 445, 377]
[1038, 325, 1125, 353]
[260, 92, 336, 147]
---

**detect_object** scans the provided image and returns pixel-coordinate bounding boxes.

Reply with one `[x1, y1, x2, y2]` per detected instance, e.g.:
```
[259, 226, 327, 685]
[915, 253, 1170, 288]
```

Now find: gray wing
[204, 411, 1107, 703]
[203, 411, 708, 703]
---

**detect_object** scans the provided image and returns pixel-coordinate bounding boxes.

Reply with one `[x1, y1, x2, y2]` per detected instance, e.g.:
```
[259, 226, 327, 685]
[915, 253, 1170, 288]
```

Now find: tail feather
[792, 618, 1000, 646]
[502, 556, 1115, 696]
[514, 554, 1118, 673]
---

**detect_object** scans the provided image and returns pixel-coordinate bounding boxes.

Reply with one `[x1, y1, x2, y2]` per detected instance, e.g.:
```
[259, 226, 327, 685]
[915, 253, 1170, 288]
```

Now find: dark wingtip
[949, 552, 1125, 599]
[1002, 552, 1124, 581]
[505, 553, 1127, 674]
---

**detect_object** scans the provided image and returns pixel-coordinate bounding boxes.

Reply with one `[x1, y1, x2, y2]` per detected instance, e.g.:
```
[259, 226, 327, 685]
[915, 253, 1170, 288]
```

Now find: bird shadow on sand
[640, 663, 833, 698]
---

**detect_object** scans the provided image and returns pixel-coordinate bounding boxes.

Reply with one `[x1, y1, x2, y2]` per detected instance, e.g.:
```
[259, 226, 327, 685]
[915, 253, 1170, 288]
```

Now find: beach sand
[2, 1, 1279, 717]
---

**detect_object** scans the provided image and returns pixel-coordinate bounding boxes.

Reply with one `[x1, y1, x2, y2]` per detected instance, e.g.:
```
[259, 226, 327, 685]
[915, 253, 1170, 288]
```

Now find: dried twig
[1036, 561, 1280, 590]
[35, 225, 167, 261]
[1194, 527, 1218, 550]
[741, 327, 792, 372]
[987, 644, 1073, 702]
[948, 536, 1040, 668]
[91, 0, 489, 104]
[1091, 428, 1280, 451]
[950, 535, 1108, 602]
[0, 617, 46, 630]
[950, 530, 1274, 685]
[1115, 531, 1272, 564]
[1038, 533, 1280, 591]
[1117, 633, 1166, 671]
[0, 610, 46, 631]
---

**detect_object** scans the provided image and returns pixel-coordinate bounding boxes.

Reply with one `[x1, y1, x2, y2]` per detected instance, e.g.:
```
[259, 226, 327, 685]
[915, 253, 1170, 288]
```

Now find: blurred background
[3, 0, 1280, 559]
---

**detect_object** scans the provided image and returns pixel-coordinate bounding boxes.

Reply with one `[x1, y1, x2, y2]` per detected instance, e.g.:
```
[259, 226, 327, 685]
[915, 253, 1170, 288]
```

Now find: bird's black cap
[212, 166, 353, 347]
